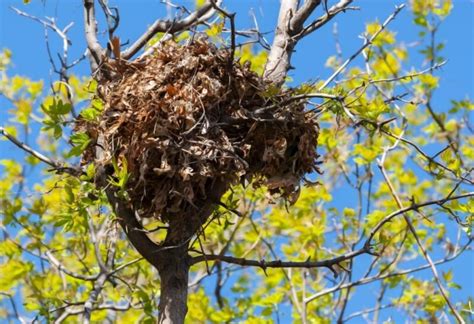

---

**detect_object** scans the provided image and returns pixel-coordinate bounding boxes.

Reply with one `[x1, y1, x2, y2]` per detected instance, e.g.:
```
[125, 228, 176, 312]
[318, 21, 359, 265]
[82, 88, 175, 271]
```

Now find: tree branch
[191, 190, 473, 276]
[190, 247, 368, 273]
[365, 191, 474, 247]
[263, 0, 356, 85]
[102, 187, 162, 268]
[318, 4, 405, 91]
[0, 126, 81, 176]
[263, 0, 299, 85]
[304, 239, 472, 303]
[121, 1, 217, 60]
[290, 0, 322, 33]
[297, 0, 355, 39]
[377, 140, 466, 323]
[83, 0, 105, 70]
[45, 251, 98, 281]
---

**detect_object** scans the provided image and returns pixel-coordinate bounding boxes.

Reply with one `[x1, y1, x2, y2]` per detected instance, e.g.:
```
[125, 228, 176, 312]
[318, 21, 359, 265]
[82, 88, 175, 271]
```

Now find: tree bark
[157, 247, 190, 324]
[263, 0, 298, 85]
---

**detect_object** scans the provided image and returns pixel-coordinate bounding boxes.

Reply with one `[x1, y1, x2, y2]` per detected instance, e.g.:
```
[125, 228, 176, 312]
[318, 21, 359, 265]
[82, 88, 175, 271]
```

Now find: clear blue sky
[1, 0, 473, 322]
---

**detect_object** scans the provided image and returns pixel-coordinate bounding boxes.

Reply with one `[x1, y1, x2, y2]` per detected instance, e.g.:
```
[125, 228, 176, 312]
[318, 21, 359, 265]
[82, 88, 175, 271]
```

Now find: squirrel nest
[78, 39, 320, 223]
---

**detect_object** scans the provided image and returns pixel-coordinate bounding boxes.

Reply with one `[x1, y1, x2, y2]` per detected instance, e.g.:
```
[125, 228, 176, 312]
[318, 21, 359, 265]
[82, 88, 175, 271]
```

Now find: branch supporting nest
[77, 39, 321, 234]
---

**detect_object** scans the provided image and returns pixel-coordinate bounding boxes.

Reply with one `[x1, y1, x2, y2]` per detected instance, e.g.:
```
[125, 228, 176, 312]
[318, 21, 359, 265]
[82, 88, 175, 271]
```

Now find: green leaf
[67, 132, 91, 157]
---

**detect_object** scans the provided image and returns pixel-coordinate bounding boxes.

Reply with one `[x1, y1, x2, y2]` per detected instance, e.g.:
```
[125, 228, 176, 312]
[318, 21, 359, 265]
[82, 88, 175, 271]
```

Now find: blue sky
[1, 0, 473, 322]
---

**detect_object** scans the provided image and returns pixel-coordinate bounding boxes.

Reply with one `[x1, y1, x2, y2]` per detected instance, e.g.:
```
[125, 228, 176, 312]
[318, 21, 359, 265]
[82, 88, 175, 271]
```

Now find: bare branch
[45, 251, 98, 281]
[365, 191, 474, 246]
[11, 6, 80, 116]
[291, 0, 322, 32]
[318, 4, 405, 91]
[121, 1, 217, 60]
[305, 240, 472, 303]
[11, 7, 72, 57]
[377, 140, 466, 323]
[0, 126, 81, 176]
[209, 1, 236, 65]
[83, 0, 105, 69]
[190, 247, 368, 271]
[369, 60, 447, 84]
[297, 0, 356, 39]
[380, 128, 474, 185]
[343, 303, 394, 322]
[97, 0, 119, 39]
[191, 190, 473, 278]
[263, 0, 356, 85]
[263, 0, 299, 85]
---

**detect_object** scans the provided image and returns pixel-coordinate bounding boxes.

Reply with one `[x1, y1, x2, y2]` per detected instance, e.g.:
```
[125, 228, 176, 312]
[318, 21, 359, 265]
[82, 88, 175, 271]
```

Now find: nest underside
[78, 39, 320, 223]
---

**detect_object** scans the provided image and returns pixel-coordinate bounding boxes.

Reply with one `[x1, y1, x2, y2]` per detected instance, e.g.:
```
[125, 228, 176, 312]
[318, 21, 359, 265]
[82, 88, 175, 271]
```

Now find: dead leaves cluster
[78, 39, 320, 222]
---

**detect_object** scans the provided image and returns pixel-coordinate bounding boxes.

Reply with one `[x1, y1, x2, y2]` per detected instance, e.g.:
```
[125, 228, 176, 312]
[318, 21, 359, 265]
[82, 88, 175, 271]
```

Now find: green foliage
[67, 132, 91, 157]
[0, 2, 472, 323]
[236, 44, 269, 75]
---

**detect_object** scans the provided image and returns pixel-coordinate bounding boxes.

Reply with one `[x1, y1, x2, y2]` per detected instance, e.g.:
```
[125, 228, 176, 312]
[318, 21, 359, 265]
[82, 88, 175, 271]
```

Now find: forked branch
[191, 191, 474, 275]
[122, 1, 219, 60]
[264, 0, 355, 85]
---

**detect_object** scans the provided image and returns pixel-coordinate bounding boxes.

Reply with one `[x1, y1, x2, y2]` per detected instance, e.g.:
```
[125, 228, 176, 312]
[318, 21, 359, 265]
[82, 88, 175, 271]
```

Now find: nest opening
[78, 39, 320, 224]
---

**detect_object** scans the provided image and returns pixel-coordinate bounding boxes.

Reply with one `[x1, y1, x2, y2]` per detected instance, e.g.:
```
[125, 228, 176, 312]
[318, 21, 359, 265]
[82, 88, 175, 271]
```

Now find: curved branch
[102, 185, 162, 269]
[263, 0, 356, 85]
[190, 247, 368, 272]
[0, 126, 81, 176]
[83, 0, 105, 69]
[304, 240, 472, 304]
[191, 191, 474, 275]
[318, 4, 404, 91]
[290, 0, 322, 32]
[297, 0, 355, 39]
[365, 191, 474, 247]
[121, 1, 216, 60]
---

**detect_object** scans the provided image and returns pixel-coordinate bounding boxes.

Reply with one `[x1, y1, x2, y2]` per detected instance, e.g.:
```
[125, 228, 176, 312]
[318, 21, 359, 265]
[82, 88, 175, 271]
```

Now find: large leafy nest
[78, 39, 320, 222]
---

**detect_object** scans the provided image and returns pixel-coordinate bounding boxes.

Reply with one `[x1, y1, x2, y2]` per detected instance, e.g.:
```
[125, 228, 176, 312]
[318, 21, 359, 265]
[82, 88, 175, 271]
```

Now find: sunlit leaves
[0, 1, 472, 322]
[195, 0, 206, 8]
[0, 260, 34, 291]
[41, 98, 72, 139]
[80, 98, 103, 122]
[449, 98, 474, 113]
[440, 149, 461, 176]
[411, 0, 453, 22]
[0, 48, 11, 69]
[109, 156, 130, 199]
[236, 44, 268, 75]
[206, 20, 224, 39]
[353, 141, 383, 165]
[13, 99, 32, 125]
[67, 132, 91, 157]
[366, 21, 396, 47]
[418, 73, 439, 91]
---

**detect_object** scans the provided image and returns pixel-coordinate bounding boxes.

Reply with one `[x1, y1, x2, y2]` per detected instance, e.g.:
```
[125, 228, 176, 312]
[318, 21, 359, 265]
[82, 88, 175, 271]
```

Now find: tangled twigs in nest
[77, 39, 320, 227]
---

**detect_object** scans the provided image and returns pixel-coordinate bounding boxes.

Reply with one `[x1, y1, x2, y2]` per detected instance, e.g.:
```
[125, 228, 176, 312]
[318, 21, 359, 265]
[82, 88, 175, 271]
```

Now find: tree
[0, 0, 473, 323]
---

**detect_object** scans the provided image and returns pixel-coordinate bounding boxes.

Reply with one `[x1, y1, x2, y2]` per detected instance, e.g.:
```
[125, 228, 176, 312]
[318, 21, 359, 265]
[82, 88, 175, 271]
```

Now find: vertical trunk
[263, 0, 298, 85]
[157, 248, 190, 324]
[156, 180, 228, 323]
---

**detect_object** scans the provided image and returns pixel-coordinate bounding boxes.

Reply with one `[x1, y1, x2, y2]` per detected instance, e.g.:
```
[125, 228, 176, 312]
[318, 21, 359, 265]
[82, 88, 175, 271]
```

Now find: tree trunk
[157, 247, 190, 324]
[263, 0, 298, 85]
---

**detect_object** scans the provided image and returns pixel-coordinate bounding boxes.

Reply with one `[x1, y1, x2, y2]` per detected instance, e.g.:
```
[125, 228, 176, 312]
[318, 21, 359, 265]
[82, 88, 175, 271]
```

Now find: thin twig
[0, 126, 80, 176]
[318, 4, 405, 91]
[122, 1, 218, 59]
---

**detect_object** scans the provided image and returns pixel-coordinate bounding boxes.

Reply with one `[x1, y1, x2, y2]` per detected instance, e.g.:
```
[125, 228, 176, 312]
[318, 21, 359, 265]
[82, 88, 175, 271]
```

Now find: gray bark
[157, 248, 190, 324]
[263, 0, 299, 85]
